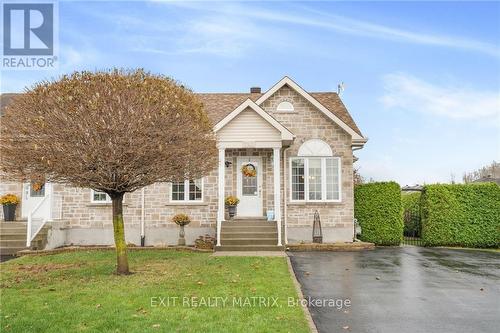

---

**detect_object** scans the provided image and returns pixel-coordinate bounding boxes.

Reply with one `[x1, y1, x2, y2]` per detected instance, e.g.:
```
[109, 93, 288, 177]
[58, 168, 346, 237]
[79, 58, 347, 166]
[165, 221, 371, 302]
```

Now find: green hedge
[402, 192, 421, 235]
[421, 183, 500, 248]
[354, 182, 403, 245]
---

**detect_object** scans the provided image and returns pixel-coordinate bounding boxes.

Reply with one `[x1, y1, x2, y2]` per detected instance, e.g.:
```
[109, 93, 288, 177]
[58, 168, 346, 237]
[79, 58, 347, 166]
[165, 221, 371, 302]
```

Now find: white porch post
[217, 148, 225, 246]
[273, 147, 282, 246]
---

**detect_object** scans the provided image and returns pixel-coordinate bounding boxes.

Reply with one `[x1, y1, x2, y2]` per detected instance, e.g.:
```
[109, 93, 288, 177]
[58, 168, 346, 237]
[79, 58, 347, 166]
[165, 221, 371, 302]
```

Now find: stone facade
[0, 84, 359, 246]
[261, 85, 355, 243]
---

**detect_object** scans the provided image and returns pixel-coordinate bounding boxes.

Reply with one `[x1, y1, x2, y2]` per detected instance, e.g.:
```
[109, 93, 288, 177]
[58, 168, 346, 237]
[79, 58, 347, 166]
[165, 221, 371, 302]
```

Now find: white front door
[236, 157, 263, 217]
[22, 182, 51, 219]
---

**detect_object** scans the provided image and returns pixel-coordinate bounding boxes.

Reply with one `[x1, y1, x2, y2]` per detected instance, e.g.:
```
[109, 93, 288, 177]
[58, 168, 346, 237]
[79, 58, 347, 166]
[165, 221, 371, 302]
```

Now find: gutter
[140, 187, 145, 247]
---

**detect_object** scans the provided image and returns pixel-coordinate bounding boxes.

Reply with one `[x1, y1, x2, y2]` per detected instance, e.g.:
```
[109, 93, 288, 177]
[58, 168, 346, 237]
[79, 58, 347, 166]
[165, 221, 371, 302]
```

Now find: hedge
[401, 192, 421, 235]
[421, 183, 500, 248]
[354, 182, 403, 245]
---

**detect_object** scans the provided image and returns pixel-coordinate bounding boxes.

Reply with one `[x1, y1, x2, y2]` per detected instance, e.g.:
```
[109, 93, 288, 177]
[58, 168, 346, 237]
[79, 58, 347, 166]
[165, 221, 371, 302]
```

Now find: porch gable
[214, 99, 294, 148]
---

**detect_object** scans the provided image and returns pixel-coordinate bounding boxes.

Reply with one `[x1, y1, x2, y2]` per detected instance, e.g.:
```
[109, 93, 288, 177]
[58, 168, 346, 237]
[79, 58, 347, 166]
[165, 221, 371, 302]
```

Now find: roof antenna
[337, 82, 345, 96]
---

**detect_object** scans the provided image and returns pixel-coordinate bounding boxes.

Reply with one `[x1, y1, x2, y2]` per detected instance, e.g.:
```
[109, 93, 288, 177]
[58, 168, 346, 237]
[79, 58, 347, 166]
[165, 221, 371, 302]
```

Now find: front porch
[216, 147, 284, 249]
[213, 98, 295, 249]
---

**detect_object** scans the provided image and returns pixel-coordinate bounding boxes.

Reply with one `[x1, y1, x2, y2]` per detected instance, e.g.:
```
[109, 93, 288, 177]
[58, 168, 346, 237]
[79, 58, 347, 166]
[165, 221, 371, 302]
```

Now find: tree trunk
[112, 193, 129, 274]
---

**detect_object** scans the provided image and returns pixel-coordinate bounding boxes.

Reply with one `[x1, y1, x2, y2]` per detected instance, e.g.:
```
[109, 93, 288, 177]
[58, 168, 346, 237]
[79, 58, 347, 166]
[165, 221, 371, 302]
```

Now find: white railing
[26, 194, 52, 247]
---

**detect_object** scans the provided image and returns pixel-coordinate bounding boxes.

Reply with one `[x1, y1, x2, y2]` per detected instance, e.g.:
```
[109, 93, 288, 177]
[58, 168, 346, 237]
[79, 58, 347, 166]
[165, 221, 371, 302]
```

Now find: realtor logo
[2, 2, 58, 69]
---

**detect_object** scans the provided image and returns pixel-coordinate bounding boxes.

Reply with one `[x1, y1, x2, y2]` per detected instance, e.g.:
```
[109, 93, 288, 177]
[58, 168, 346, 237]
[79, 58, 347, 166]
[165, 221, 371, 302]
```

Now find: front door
[236, 157, 263, 217]
[22, 182, 51, 219]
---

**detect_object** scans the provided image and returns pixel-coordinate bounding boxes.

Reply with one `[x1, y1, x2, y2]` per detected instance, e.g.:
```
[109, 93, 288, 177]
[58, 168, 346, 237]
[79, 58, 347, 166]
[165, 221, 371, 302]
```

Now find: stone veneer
[0, 84, 356, 246]
[261, 84, 355, 243]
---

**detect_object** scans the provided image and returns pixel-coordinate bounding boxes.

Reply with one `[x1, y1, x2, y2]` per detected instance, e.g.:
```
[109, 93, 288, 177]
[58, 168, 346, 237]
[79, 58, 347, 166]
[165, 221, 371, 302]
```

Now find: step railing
[26, 194, 52, 247]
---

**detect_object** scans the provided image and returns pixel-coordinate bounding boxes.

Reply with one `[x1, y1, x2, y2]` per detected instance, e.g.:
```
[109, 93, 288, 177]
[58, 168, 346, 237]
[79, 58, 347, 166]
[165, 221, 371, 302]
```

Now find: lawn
[0, 250, 310, 333]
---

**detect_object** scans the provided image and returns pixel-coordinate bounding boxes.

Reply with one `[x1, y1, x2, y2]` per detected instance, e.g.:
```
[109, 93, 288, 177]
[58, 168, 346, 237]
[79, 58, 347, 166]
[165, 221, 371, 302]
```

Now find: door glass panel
[30, 182, 45, 197]
[242, 165, 258, 196]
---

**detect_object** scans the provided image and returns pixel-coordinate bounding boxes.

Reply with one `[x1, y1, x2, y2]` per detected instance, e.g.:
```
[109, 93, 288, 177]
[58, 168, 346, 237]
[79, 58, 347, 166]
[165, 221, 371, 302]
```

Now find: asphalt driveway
[289, 247, 500, 333]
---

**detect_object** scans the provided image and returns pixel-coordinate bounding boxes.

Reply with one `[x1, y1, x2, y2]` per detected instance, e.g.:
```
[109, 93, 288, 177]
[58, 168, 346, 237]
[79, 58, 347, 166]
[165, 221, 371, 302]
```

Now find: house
[0, 77, 367, 252]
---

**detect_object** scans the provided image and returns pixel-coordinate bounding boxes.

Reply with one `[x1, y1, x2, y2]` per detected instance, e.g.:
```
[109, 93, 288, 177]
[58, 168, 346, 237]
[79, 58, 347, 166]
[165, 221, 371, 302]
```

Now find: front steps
[216, 218, 284, 252]
[0, 221, 49, 256]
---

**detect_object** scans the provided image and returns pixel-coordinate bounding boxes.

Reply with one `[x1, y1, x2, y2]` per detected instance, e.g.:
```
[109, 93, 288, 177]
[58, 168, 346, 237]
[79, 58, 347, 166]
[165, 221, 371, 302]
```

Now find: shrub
[172, 213, 191, 226]
[0, 194, 20, 205]
[421, 183, 500, 248]
[224, 196, 240, 206]
[354, 182, 403, 245]
[401, 192, 421, 235]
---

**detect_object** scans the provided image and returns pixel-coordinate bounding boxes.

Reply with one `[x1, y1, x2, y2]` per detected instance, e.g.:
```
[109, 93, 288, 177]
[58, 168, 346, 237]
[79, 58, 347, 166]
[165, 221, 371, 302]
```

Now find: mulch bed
[286, 241, 374, 252]
[16, 245, 213, 257]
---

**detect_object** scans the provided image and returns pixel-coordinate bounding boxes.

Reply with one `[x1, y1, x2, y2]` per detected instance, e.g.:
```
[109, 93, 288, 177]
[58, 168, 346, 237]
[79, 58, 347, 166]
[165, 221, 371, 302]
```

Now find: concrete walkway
[289, 247, 500, 333]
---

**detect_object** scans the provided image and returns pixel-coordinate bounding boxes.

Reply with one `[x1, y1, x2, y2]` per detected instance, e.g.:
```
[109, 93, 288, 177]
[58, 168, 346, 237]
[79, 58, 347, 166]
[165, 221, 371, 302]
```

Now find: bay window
[290, 157, 341, 202]
[171, 179, 203, 202]
[291, 139, 341, 202]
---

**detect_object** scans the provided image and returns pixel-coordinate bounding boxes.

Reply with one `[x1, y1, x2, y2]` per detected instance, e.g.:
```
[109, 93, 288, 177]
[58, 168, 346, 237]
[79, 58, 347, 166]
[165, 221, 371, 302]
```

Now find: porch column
[217, 148, 225, 246]
[273, 147, 282, 246]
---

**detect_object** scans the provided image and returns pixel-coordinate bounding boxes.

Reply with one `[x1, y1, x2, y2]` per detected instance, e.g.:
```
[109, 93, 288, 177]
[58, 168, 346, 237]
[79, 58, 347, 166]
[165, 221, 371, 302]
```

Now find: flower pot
[228, 205, 237, 218]
[178, 224, 186, 246]
[2, 204, 17, 221]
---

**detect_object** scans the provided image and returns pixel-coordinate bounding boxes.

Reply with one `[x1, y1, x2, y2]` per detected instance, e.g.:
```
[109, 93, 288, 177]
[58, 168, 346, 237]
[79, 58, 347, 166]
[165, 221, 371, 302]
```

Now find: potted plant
[1, 194, 20, 221]
[172, 213, 191, 246]
[225, 196, 240, 219]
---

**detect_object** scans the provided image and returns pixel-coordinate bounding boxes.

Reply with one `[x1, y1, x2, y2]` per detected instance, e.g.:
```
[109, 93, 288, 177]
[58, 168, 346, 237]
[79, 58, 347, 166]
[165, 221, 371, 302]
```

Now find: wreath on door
[241, 163, 257, 177]
[31, 182, 43, 192]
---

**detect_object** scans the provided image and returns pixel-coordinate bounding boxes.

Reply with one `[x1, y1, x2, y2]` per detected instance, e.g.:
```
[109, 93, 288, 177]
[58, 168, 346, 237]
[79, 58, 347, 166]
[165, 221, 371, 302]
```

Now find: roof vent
[250, 87, 261, 94]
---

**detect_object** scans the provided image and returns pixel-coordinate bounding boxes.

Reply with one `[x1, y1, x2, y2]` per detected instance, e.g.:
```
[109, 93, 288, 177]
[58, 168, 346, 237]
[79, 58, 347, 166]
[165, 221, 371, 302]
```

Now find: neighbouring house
[0, 77, 367, 252]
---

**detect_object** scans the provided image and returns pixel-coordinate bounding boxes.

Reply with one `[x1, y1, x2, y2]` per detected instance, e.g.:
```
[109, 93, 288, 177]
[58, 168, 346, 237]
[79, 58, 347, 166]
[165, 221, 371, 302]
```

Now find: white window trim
[90, 189, 112, 204]
[289, 157, 342, 203]
[169, 178, 204, 203]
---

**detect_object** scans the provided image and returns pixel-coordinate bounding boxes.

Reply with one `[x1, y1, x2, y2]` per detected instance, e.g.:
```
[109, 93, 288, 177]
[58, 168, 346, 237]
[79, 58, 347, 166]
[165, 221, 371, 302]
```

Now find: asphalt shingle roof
[1, 90, 363, 136]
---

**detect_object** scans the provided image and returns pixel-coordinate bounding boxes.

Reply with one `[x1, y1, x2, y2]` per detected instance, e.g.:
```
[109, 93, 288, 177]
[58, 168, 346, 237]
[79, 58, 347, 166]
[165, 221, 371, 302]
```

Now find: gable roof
[255, 76, 364, 140]
[196, 93, 261, 124]
[198, 90, 363, 137]
[1, 79, 365, 142]
[213, 99, 294, 141]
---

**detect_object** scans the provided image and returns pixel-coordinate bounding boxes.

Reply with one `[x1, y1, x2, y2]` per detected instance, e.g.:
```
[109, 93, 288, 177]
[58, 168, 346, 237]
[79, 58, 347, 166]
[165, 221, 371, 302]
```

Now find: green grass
[0, 250, 309, 333]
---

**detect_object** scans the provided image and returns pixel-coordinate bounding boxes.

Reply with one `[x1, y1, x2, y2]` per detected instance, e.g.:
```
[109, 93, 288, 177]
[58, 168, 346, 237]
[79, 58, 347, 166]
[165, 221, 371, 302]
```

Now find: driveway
[289, 247, 500, 333]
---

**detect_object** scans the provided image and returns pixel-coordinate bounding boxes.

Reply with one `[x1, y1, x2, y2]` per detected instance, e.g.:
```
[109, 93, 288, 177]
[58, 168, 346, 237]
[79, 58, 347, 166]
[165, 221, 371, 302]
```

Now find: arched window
[291, 139, 341, 202]
[276, 101, 294, 112]
[298, 139, 333, 157]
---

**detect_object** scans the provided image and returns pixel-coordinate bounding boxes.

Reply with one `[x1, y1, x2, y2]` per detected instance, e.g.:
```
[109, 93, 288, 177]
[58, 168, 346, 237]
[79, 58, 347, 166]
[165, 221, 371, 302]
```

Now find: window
[91, 190, 111, 203]
[291, 159, 305, 200]
[171, 179, 203, 202]
[290, 139, 341, 202]
[290, 157, 341, 202]
[276, 101, 294, 112]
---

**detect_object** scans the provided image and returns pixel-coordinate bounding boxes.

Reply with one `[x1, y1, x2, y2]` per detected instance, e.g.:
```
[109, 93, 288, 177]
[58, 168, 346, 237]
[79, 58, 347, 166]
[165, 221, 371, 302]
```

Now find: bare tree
[0, 69, 218, 274]
[353, 167, 365, 185]
[463, 161, 500, 183]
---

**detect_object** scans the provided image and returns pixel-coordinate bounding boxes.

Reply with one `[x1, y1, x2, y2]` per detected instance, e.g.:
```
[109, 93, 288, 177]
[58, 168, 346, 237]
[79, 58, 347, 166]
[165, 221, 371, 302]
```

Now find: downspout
[283, 146, 291, 245]
[140, 187, 145, 247]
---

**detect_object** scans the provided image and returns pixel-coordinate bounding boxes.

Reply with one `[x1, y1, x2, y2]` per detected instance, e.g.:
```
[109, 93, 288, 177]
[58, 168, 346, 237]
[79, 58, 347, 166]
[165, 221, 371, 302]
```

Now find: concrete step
[221, 231, 278, 238]
[0, 233, 26, 240]
[0, 221, 27, 227]
[227, 220, 275, 226]
[215, 245, 284, 252]
[0, 239, 26, 248]
[0, 247, 28, 256]
[221, 238, 278, 245]
[0, 226, 27, 232]
[222, 225, 277, 233]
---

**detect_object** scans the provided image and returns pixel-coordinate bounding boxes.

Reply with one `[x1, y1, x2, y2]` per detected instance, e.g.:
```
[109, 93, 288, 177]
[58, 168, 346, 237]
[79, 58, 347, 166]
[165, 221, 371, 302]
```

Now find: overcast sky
[1, 0, 499, 186]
